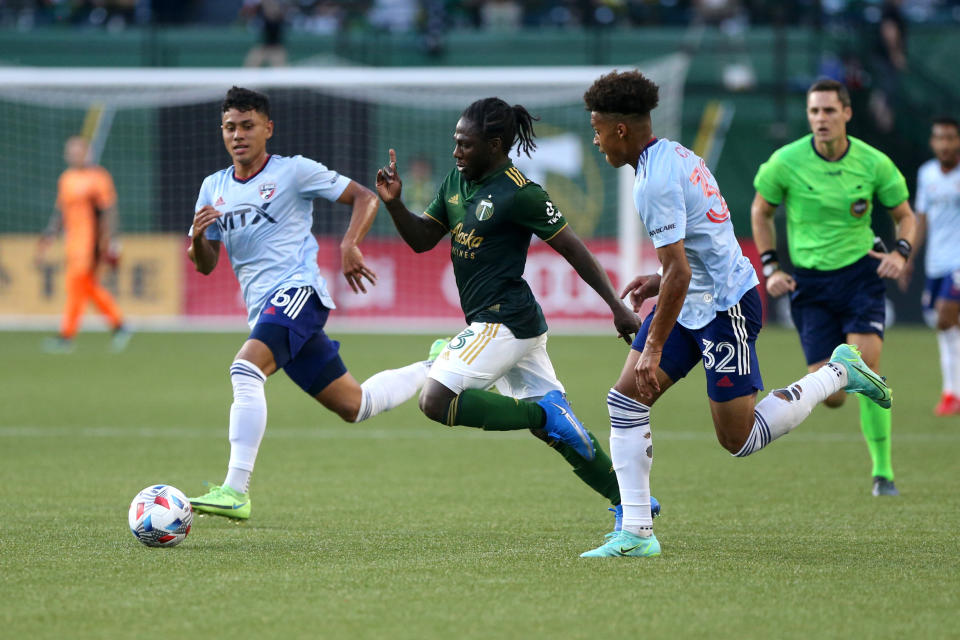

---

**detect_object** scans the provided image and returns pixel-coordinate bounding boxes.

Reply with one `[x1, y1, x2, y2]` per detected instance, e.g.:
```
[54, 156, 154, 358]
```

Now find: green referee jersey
[423, 161, 567, 339]
[753, 134, 909, 270]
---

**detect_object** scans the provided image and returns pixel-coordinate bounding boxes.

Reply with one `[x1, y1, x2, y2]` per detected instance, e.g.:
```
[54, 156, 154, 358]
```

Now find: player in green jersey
[377, 97, 652, 534]
[751, 78, 917, 497]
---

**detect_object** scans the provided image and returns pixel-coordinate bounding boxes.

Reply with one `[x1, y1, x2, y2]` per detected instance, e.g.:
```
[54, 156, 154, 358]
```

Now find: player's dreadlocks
[461, 97, 539, 157]
[583, 70, 659, 117]
[222, 86, 271, 118]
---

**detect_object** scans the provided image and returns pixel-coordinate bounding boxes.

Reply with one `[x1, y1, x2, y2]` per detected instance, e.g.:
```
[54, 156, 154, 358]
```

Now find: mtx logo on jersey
[850, 198, 869, 218]
[217, 202, 277, 231]
[475, 199, 494, 221]
[259, 183, 277, 200]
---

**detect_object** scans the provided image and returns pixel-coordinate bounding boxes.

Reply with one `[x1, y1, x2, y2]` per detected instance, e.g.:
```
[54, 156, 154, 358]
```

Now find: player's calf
[732, 362, 848, 457]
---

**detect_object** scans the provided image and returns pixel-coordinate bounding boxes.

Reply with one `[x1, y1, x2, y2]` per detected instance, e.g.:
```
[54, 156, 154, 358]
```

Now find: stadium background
[1, 4, 959, 640]
[0, 1, 957, 329]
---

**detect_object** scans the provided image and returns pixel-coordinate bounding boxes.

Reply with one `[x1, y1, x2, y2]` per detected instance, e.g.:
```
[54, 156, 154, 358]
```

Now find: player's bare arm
[335, 180, 379, 294]
[546, 225, 640, 343]
[35, 207, 62, 264]
[376, 148, 447, 252]
[188, 204, 221, 274]
[899, 212, 926, 290]
[867, 200, 917, 280]
[750, 192, 796, 297]
[96, 204, 119, 266]
[633, 240, 691, 398]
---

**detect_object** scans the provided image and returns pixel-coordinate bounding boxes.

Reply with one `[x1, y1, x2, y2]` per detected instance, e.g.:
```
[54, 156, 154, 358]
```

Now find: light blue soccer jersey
[190, 154, 351, 327]
[633, 138, 758, 330]
[916, 159, 960, 278]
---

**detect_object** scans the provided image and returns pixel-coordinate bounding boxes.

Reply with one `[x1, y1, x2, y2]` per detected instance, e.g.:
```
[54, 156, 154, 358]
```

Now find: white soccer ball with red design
[128, 485, 193, 547]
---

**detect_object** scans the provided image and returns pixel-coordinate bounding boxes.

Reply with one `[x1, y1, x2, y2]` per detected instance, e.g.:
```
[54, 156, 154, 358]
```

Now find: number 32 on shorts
[701, 339, 737, 373]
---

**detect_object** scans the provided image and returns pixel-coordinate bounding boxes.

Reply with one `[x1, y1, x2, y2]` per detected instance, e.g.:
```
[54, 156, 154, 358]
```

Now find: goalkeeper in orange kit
[36, 136, 130, 352]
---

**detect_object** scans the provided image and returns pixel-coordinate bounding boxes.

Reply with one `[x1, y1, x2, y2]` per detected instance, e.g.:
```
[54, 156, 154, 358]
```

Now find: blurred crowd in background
[2, 0, 960, 32]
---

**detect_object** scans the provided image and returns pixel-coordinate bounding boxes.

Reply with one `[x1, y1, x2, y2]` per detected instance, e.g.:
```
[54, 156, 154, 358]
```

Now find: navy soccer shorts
[249, 286, 347, 395]
[923, 269, 960, 311]
[631, 286, 765, 402]
[789, 254, 886, 365]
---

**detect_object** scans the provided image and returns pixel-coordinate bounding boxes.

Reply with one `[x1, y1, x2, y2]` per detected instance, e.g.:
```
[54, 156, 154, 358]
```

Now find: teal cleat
[110, 326, 132, 352]
[427, 337, 450, 364]
[537, 390, 595, 461]
[42, 336, 74, 354]
[581, 530, 661, 558]
[189, 484, 251, 520]
[829, 344, 892, 409]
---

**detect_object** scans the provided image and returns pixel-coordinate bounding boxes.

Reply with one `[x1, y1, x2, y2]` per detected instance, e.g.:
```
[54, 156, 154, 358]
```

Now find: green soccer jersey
[753, 134, 909, 270]
[423, 161, 567, 339]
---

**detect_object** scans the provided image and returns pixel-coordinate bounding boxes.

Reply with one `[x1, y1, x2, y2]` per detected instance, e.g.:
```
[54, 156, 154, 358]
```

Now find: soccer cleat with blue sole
[581, 530, 661, 558]
[537, 390, 595, 461]
[189, 484, 251, 520]
[829, 344, 892, 409]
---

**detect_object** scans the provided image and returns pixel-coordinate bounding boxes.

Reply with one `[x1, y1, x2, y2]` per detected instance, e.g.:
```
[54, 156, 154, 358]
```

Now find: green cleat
[581, 530, 661, 558]
[427, 337, 451, 363]
[189, 484, 251, 520]
[829, 344, 892, 409]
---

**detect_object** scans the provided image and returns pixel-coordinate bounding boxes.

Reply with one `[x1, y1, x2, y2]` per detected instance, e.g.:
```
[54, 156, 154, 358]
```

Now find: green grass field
[1, 327, 957, 639]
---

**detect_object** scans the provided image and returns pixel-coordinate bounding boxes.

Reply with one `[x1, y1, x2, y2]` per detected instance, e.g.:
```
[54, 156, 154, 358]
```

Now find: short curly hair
[583, 70, 660, 117]
[222, 86, 271, 118]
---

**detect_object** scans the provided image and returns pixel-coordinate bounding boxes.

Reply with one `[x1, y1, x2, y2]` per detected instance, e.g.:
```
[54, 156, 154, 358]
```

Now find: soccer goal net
[0, 56, 688, 332]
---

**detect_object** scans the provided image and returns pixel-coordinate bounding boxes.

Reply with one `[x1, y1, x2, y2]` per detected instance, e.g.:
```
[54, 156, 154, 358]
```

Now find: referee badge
[850, 198, 869, 218]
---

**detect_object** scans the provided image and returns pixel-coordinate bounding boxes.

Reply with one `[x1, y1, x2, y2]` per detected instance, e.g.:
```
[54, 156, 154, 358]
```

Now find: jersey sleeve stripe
[542, 222, 568, 242]
[505, 169, 524, 187]
[506, 167, 528, 187]
[422, 211, 449, 230]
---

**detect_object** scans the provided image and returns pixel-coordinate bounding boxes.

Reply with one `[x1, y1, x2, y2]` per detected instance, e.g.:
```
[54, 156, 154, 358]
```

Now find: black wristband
[760, 250, 779, 266]
[894, 238, 912, 259]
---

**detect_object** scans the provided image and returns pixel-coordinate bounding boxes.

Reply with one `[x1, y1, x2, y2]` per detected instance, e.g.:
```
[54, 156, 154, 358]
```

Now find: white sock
[354, 361, 430, 423]
[735, 362, 847, 457]
[607, 389, 653, 537]
[223, 359, 267, 494]
[938, 326, 960, 395]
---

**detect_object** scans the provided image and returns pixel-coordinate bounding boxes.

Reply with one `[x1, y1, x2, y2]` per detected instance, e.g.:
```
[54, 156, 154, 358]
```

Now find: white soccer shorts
[428, 322, 564, 400]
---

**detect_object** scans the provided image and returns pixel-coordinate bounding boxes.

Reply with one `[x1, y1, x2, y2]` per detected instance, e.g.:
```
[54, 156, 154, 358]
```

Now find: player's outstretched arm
[547, 226, 640, 344]
[336, 181, 379, 294]
[188, 205, 221, 275]
[376, 149, 446, 253]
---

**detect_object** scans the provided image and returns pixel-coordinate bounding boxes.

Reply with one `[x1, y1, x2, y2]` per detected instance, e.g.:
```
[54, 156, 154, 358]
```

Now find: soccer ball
[128, 484, 193, 548]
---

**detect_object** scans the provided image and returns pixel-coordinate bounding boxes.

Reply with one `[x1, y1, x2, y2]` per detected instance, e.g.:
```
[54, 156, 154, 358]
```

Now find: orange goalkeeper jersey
[56, 166, 116, 270]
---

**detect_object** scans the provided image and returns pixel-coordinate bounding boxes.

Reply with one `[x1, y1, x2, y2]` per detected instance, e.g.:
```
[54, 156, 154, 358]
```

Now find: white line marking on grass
[1, 425, 958, 444]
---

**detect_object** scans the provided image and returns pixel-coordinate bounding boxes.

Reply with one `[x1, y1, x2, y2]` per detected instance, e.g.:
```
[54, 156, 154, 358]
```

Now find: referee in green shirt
[751, 78, 917, 497]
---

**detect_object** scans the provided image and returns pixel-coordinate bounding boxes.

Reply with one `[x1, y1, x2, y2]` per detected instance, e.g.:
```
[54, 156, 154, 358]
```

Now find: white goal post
[0, 57, 688, 332]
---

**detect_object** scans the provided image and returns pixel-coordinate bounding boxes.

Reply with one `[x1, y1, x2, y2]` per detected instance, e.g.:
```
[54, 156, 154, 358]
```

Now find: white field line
[0, 425, 957, 444]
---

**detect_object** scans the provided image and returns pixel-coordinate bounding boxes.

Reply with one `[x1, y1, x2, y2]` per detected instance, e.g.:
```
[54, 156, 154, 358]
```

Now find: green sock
[449, 388, 545, 431]
[551, 431, 620, 505]
[858, 394, 893, 480]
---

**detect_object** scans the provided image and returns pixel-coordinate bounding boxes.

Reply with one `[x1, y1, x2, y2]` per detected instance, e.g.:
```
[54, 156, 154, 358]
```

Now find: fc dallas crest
[259, 182, 277, 200]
